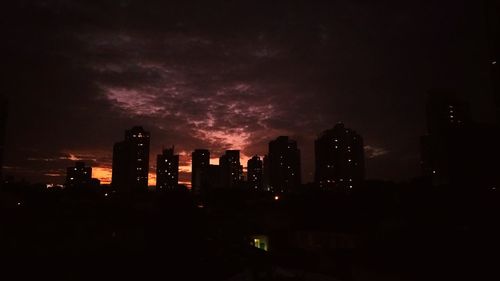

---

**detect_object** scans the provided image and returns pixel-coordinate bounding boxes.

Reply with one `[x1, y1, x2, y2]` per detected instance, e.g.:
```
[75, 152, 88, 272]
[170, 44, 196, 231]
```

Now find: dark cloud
[2, 0, 494, 184]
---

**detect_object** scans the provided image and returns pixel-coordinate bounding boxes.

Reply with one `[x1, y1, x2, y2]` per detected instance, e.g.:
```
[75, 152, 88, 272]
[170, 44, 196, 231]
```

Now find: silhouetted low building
[66, 161, 92, 189]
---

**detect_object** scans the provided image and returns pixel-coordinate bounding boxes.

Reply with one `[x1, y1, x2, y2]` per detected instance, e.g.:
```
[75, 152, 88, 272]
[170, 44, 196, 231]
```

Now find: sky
[1, 0, 496, 186]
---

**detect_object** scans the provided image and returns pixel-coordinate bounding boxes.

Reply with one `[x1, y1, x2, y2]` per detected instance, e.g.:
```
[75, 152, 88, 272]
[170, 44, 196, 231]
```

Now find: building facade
[156, 146, 179, 190]
[267, 136, 301, 193]
[247, 155, 263, 190]
[219, 150, 242, 189]
[191, 149, 210, 194]
[314, 123, 365, 190]
[112, 126, 150, 191]
[66, 161, 92, 189]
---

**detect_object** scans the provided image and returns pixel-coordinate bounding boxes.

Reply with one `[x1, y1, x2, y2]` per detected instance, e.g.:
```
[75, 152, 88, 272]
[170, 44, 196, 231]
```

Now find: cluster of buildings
[64, 124, 366, 193]
[65, 88, 500, 194]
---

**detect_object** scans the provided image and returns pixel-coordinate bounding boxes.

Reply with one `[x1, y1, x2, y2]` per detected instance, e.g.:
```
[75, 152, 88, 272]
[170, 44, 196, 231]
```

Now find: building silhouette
[156, 146, 179, 190]
[247, 155, 263, 190]
[112, 126, 150, 192]
[263, 155, 270, 191]
[420, 92, 471, 186]
[267, 136, 301, 193]
[207, 164, 222, 190]
[191, 149, 210, 194]
[219, 150, 242, 189]
[315, 123, 365, 190]
[66, 161, 96, 189]
[0, 98, 7, 182]
[425, 91, 471, 136]
[420, 92, 500, 188]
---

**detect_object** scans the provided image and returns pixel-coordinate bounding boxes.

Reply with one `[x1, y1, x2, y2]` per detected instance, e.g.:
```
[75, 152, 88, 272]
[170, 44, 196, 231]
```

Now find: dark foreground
[1, 181, 498, 281]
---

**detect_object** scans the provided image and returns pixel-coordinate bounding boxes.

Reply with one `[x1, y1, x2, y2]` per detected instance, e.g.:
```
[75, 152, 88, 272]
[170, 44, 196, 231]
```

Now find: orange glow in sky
[91, 151, 252, 187]
[92, 167, 112, 184]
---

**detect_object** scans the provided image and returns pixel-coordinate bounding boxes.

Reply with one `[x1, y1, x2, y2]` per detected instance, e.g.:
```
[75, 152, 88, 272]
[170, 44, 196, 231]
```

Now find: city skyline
[1, 1, 499, 279]
[2, 0, 497, 186]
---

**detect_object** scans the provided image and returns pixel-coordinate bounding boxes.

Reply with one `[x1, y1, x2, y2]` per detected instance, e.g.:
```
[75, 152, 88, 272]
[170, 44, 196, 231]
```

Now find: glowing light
[274, 195, 279, 201]
[93, 167, 113, 184]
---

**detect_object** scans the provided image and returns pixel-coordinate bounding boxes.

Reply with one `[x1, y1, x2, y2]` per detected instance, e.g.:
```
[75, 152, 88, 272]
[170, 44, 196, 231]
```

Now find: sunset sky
[2, 0, 495, 186]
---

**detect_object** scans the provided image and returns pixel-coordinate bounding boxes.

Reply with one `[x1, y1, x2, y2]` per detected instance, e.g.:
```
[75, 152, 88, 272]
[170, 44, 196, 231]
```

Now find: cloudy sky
[1, 0, 495, 185]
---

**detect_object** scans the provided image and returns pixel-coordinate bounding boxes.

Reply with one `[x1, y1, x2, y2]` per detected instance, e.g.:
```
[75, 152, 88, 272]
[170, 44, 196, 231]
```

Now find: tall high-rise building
[420, 92, 500, 189]
[314, 123, 365, 190]
[66, 161, 92, 189]
[156, 146, 179, 190]
[191, 149, 210, 194]
[247, 155, 263, 190]
[219, 150, 241, 189]
[267, 136, 301, 193]
[112, 126, 150, 192]
[420, 92, 472, 185]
